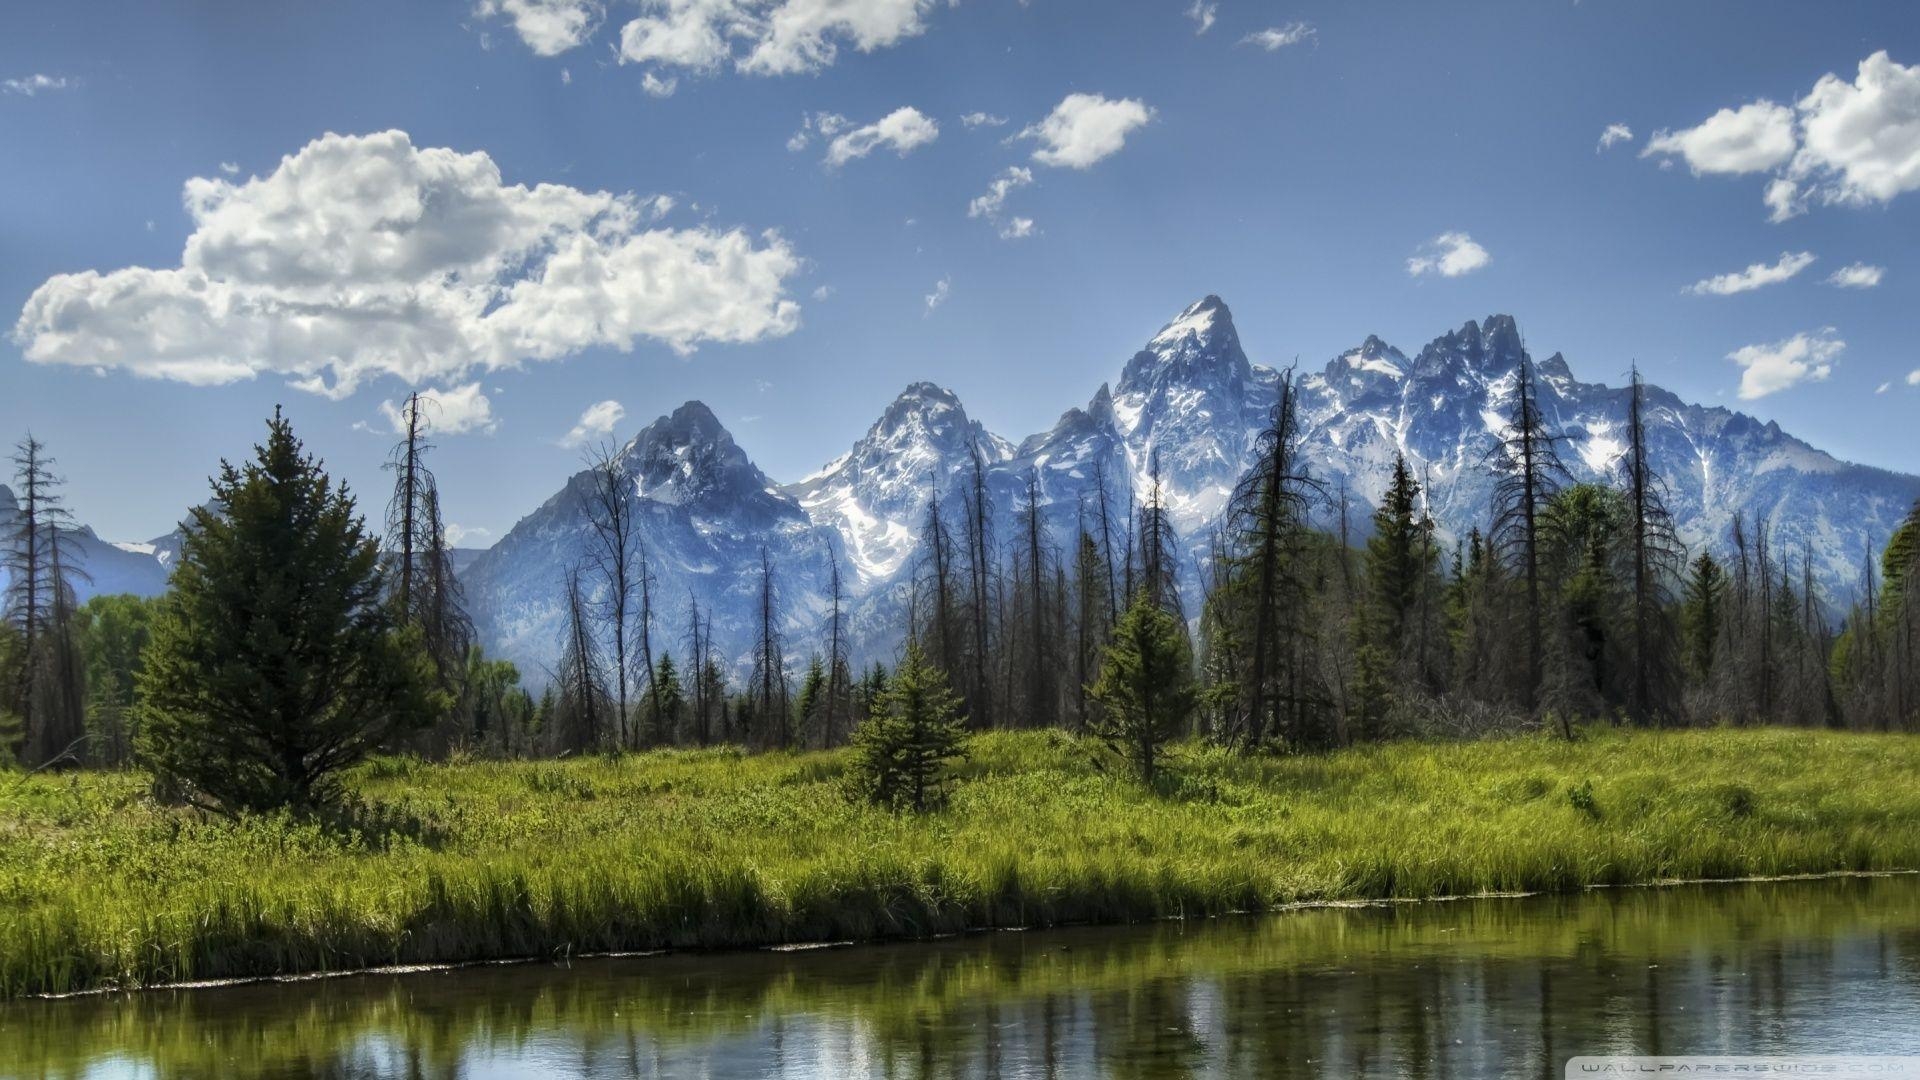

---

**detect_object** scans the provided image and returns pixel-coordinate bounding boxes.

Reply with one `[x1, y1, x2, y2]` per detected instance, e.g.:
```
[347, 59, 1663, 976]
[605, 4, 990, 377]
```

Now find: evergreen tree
[138, 410, 441, 814]
[849, 643, 968, 812]
[646, 651, 685, 746]
[1088, 589, 1198, 786]
[75, 594, 158, 766]
[1681, 552, 1726, 683]
[1363, 454, 1445, 693]
[793, 653, 827, 748]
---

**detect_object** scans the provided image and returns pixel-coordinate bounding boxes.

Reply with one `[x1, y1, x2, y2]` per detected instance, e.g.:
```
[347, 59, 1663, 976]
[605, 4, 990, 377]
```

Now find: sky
[3, 0, 1918, 547]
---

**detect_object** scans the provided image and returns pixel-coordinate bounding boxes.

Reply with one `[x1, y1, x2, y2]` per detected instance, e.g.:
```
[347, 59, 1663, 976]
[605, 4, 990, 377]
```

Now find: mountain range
[10, 296, 1918, 684]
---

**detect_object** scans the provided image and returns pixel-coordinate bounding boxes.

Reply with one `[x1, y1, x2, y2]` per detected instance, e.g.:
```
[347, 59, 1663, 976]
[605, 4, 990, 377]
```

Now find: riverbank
[5, 726, 1918, 997]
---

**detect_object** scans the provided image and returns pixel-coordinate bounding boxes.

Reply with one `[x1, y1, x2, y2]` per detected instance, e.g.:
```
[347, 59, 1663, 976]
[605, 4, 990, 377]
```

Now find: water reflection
[4, 876, 1918, 1079]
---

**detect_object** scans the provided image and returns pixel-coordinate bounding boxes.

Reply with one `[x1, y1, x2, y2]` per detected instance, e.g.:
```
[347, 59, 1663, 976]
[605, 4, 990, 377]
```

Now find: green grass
[3, 726, 1919, 998]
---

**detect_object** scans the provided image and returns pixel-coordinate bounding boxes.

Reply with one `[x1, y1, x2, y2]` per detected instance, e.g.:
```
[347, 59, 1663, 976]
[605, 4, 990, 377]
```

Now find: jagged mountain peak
[0, 484, 15, 514]
[618, 400, 771, 507]
[1118, 295, 1251, 401]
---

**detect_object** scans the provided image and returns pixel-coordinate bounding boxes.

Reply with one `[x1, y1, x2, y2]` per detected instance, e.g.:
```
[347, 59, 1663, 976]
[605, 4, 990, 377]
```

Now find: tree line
[4, 363, 1919, 811]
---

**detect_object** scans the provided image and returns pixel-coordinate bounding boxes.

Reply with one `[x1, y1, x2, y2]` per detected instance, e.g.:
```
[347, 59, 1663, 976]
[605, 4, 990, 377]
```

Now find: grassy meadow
[4, 726, 1920, 998]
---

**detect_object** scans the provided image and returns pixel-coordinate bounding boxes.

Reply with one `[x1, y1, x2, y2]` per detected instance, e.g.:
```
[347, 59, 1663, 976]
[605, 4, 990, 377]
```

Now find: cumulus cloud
[960, 111, 1006, 129]
[475, 0, 603, 56]
[562, 399, 626, 447]
[1019, 93, 1155, 169]
[1596, 123, 1633, 153]
[1683, 251, 1816, 296]
[1405, 232, 1491, 278]
[811, 106, 939, 167]
[1646, 52, 1920, 222]
[1240, 22, 1314, 50]
[924, 275, 950, 315]
[1727, 328, 1843, 400]
[1791, 51, 1920, 208]
[604, 0, 947, 90]
[2, 74, 71, 96]
[1642, 100, 1797, 175]
[1186, 0, 1216, 35]
[1910, 369, 1920, 387]
[1826, 262, 1885, 289]
[998, 216, 1035, 240]
[379, 382, 498, 436]
[12, 130, 803, 398]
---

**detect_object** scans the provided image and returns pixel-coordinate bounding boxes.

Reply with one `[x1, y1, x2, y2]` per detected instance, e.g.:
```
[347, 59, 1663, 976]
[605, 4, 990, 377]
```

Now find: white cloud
[961, 111, 1007, 129]
[562, 399, 625, 447]
[1596, 123, 1633, 153]
[1240, 22, 1314, 51]
[967, 165, 1033, 218]
[1019, 93, 1155, 169]
[1186, 0, 1216, 35]
[475, 0, 603, 56]
[607, 0, 947, 88]
[561, 67, 572, 84]
[1910, 369, 1920, 387]
[811, 284, 833, 300]
[2, 74, 71, 96]
[1405, 232, 1490, 278]
[1646, 53, 1920, 221]
[443, 523, 493, 546]
[1790, 51, 1920, 208]
[1726, 328, 1843, 400]
[218, 161, 240, 175]
[967, 166, 1035, 237]
[641, 71, 678, 97]
[1763, 176, 1806, 222]
[1683, 251, 1816, 296]
[379, 382, 498, 436]
[924, 275, 950, 314]
[1642, 100, 1797, 175]
[819, 106, 939, 167]
[12, 130, 803, 397]
[1826, 262, 1885, 289]
[1877, 381, 1891, 395]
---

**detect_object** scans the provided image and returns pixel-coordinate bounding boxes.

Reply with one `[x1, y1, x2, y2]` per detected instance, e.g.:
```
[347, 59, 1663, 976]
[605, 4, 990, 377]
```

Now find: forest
[5, 357, 1917, 791]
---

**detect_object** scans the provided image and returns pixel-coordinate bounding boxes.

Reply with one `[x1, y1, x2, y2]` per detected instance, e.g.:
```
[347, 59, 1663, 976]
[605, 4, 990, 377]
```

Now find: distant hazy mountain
[0, 483, 172, 602]
[462, 296, 1920, 682]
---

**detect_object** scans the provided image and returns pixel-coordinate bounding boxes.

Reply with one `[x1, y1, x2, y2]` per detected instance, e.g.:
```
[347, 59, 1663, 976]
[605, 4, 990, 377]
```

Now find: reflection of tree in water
[4, 877, 1919, 1078]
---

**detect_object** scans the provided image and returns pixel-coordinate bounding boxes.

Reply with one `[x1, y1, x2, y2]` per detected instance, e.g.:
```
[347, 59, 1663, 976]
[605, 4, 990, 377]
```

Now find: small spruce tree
[1089, 590, 1197, 786]
[850, 643, 968, 812]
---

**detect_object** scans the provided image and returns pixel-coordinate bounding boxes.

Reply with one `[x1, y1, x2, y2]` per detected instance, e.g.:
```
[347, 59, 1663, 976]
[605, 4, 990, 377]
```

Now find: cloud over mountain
[12, 130, 804, 398]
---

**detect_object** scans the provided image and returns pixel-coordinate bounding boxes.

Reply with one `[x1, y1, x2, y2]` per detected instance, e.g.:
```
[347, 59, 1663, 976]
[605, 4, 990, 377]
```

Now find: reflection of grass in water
[3, 875, 1918, 1076]
[4, 727, 1920, 1004]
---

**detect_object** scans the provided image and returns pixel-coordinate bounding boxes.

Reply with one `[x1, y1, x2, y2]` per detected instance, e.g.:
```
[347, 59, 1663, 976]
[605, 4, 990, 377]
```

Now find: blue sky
[3, 0, 1917, 545]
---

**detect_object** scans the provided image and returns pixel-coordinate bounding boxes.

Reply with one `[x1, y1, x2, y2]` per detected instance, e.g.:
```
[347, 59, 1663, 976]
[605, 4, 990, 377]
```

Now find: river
[4, 875, 1918, 1078]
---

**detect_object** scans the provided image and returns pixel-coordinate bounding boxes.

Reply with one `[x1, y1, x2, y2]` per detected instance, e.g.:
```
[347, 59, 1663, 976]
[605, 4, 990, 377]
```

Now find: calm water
[5, 876, 1920, 1079]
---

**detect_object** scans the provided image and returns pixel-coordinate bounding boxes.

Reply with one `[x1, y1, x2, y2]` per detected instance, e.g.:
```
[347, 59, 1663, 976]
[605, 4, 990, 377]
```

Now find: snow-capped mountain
[785, 382, 1013, 588]
[454, 295, 1918, 682]
[461, 401, 839, 679]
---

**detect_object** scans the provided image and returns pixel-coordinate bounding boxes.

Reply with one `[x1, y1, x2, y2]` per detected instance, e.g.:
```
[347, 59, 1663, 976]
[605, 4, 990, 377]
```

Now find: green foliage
[1088, 590, 1197, 785]
[1681, 553, 1725, 679]
[73, 594, 161, 766]
[136, 412, 445, 815]
[647, 652, 686, 747]
[4, 727, 1920, 998]
[849, 643, 968, 812]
